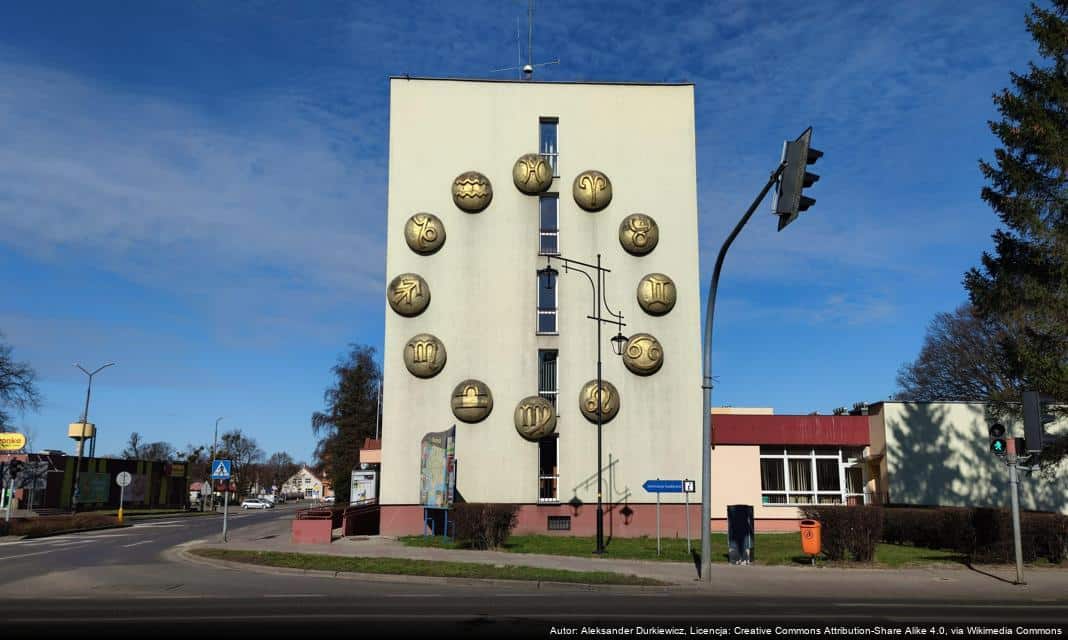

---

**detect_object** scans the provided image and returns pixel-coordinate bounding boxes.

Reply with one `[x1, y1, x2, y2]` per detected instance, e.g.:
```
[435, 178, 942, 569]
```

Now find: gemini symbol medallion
[451, 379, 493, 423]
[387, 273, 431, 317]
[452, 171, 493, 212]
[578, 379, 620, 424]
[636, 273, 676, 316]
[404, 213, 446, 255]
[622, 333, 664, 376]
[619, 213, 659, 256]
[513, 395, 557, 441]
[572, 170, 612, 212]
[403, 333, 446, 378]
[512, 153, 554, 195]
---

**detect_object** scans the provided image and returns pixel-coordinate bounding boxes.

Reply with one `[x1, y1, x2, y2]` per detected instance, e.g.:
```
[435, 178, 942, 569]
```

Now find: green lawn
[399, 533, 967, 568]
[190, 548, 666, 586]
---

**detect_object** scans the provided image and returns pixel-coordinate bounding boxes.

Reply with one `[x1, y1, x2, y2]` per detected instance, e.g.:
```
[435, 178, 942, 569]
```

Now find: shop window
[759, 446, 868, 505]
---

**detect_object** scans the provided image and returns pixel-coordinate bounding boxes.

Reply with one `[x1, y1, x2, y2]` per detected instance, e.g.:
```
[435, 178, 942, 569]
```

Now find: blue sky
[0, 1, 1040, 462]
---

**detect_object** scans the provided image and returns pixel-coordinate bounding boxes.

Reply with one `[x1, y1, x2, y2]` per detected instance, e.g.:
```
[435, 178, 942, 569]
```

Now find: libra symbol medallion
[451, 379, 493, 423]
[387, 273, 431, 317]
[403, 334, 447, 378]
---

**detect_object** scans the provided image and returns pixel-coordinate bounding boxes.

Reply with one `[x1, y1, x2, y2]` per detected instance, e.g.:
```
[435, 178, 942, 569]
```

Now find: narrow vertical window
[537, 269, 557, 334]
[540, 117, 558, 177]
[538, 349, 559, 502]
[539, 194, 558, 255]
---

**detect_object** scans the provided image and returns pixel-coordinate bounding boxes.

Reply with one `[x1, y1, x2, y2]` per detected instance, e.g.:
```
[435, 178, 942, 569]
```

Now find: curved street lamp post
[71, 362, 115, 513]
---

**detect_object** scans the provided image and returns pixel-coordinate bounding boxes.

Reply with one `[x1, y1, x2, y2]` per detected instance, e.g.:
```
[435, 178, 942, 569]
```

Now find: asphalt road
[0, 505, 1065, 638]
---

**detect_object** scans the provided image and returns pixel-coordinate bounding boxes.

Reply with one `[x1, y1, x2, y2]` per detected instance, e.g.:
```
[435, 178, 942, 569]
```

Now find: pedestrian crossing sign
[210, 459, 232, 480]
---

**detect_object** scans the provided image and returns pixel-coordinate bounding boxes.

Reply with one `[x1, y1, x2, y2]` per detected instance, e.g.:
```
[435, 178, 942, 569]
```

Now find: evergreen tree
[311, 344, 381, 503]
[965, 1, 1068, 415]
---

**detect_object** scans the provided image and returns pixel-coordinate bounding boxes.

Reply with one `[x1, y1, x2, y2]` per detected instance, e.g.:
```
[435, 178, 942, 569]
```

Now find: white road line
[0, 548, 67, 561]
[121, 540, 155, 548]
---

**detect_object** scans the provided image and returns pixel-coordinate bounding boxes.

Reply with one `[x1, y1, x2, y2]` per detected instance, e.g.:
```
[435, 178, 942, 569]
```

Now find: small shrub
[9, 514, 119, 537]
[0, 519, 9, 536]
[798, 505, 883, 562]
[453, 503, 519, 550]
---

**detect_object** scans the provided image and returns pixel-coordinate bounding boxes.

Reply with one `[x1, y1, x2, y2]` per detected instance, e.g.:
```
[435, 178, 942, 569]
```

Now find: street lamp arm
[91, 362, 116, 376]
[598, 268, 624, 322]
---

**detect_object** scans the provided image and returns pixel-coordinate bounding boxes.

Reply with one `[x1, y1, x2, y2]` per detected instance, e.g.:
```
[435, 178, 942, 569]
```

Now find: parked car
[241, 498, 272, 509]
[322, 495, 335, 504]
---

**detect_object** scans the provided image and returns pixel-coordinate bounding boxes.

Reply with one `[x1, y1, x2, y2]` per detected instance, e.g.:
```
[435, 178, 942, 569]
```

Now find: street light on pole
[71, 361, 115, 513]
[700, 127, 823, 581]
[539, 252, 626, 555]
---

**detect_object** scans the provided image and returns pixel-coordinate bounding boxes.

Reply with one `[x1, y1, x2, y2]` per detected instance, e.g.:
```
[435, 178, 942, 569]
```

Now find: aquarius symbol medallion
[572, 170, 612, 212]
[636, 273, 676, 316]
[578, 379, 620, 424]
[403, 333, 447, 378]
[452, 171, 493, 212]
[622, 333, 664, 376]
[451, 379, 493, 423]
[513, 395, 557, 441]
[387, 273, 431, 317]
[619, 213, 659, 256]
[404, 213, 446, 255]
[512, 153, 554, 195]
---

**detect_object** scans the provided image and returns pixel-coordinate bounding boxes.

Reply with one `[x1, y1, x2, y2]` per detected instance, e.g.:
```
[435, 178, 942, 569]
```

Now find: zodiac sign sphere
[572, 170, 612, 212]
[387, 273, 431, 317]
[578, 379, 620, 424]
[514, 395, 557, 440]
[619, 213, 659, 256]
[636, 273, 676, 316]
[404, 213, 446, 255]
[622, 333, 664, 376]
[403, 333, 446, 378]
[452, 171, 493, 212]
[451, 379, 493, 423]
[512, 153, 554, 195]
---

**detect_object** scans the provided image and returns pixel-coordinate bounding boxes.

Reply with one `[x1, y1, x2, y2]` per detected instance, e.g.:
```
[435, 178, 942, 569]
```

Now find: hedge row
[797, 506, 883, 561]
[453, 503, 519, 550]
[6, 514, 120, 538]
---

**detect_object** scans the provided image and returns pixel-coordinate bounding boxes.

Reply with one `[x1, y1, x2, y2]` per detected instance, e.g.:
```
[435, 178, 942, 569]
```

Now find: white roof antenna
[491, 0, 559, 80]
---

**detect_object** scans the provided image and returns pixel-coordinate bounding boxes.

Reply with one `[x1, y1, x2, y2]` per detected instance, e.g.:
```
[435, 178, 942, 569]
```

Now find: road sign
[683, 479, 696, 493]
[116, 471, 132, 487]
[210, 460, 232, 480]
[642, 479, 684, 493]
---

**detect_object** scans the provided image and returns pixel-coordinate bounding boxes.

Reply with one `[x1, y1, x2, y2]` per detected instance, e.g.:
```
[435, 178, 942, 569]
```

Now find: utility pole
[210, 417, 223, 510]
[71, 362, 115, 513]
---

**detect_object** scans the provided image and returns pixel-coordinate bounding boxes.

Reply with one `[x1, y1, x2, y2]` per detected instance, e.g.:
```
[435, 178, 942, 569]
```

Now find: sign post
[683, 479, 696, 555]
[642, 479, 686, 557]
[210, 460, 233, 543]
[115, 471, 132, 523]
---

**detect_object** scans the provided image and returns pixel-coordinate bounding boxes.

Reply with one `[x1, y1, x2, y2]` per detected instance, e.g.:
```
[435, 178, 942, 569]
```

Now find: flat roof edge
[389, 75, 694, 87]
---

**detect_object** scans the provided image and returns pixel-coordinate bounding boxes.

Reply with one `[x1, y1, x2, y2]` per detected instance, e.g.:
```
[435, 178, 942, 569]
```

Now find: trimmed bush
[9, 514, 120, 538]
[453, 503, 519, 550]
[798, 505, 883, 562]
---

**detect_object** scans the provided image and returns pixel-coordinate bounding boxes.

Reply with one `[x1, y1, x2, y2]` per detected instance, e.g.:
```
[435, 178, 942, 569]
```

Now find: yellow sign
[0, 433, 26, 451]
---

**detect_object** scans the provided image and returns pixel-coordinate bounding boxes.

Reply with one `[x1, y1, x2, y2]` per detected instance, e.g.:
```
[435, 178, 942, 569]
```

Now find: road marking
[121, 540, 156, 548]
[0, 548, 67, 561]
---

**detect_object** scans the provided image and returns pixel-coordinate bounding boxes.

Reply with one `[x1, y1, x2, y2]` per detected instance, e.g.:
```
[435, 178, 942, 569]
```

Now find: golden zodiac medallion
[451, 379, 493, 423]
[452, 171, 493, 212]
[619, 213, 659, 256]
[578, 379, 620, 423]
[622, 333, 664, 376]
[387, 273, 431, 317]
[572, 170, 612, 212]
[404, 213, 446, 255]
[636, 273, 676, 316]
[513, 395, 557, 440]
[512, 153, 554, 195]
[403, 333, 446, 378]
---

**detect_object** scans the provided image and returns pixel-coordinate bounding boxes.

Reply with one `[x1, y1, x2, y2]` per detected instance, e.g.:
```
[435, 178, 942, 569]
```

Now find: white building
[380, 77, 702, 537]
[280, 466, 325, 500]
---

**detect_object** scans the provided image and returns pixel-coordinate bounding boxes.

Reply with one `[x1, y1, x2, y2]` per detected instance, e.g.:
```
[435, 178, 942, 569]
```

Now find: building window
[537, 270, 557, 334]
[539, 194, 559, 255]
[540, 117, 558, 177]
[759, 447, 866, 505]
[538, 350, 559, 503]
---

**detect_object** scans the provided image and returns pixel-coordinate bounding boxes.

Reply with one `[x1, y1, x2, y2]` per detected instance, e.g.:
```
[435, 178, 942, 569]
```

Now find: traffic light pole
[1008, 453, 1025, 585]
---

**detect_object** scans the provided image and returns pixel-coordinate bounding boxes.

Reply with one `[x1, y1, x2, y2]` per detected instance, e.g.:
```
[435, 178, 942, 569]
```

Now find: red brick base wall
[379, 504, 801, 537]
[291, 518, 333, 544]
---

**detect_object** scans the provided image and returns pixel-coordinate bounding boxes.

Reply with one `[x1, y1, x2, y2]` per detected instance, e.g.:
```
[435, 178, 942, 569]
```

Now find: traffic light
[1022, 391, 1057, 453]
[989, 422, 1007, 456]
[9, 459, 23, 478]
[775, 126, 823, 231]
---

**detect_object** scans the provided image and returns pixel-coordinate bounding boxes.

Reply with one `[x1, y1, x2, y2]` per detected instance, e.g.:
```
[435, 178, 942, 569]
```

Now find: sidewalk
[187, 515, 1068, 601]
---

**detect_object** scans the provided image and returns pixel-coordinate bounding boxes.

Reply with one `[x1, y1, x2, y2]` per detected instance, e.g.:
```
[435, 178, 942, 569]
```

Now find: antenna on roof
[491, 0, 559, 80]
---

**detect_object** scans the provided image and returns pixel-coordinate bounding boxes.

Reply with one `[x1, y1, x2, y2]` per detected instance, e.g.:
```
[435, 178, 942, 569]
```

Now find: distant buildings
[280, 466, 329, 500]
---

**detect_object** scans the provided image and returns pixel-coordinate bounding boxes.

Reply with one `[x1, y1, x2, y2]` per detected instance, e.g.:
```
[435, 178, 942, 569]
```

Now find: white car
[241, 498, 272, 509]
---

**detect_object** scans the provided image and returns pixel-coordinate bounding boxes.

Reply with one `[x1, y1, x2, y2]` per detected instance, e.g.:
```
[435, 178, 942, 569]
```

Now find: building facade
[280, 466, 328, 501]
[380, 78, 703, 536]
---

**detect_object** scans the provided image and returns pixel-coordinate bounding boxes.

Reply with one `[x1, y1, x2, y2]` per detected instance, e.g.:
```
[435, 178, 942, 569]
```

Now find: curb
[20, 523, 134, 539]
[173, 545, 684, 592]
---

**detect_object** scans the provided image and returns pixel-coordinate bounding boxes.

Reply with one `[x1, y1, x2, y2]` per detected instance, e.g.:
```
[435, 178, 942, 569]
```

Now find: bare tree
[0, 333, 41, 432]
[122, 432, 145, 459]
[218, 429, 264, 495]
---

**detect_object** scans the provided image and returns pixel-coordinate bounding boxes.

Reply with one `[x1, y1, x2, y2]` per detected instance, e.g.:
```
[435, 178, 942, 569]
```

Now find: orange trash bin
[800, 519, 821, 558]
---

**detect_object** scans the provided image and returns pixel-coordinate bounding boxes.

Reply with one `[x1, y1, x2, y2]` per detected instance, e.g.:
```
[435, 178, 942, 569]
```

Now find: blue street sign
[642, 479, 684, 493]
[210, 460, 232, 480]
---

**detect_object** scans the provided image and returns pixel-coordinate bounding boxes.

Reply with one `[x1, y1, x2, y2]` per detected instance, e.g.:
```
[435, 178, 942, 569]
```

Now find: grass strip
[190, 548, 666, 586]
[399, 534, 967, 568]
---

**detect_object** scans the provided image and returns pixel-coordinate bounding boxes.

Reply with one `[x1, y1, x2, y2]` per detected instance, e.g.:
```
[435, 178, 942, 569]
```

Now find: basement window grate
[547, 515, 571, 531]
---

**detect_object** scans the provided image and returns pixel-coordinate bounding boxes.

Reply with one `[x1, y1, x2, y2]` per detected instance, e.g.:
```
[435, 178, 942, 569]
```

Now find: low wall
[379, 504, 801, 537]
[291, 518, 332, 544]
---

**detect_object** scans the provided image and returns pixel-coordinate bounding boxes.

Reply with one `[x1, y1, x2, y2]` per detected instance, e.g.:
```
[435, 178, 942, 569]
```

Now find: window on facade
[538, 350, 558, 406]
[759, 446, 866, 506]
[538, 349, 559, 502]
[537, 270, 557, 334]
[539, 194, 559, 255]
[540, 117, 558, 177]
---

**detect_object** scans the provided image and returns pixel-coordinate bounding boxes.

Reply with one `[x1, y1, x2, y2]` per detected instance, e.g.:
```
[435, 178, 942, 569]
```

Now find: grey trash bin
[727, 504, 755, 564]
